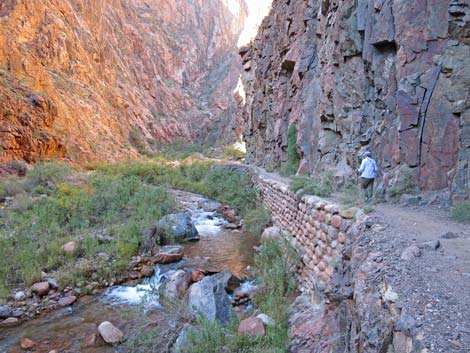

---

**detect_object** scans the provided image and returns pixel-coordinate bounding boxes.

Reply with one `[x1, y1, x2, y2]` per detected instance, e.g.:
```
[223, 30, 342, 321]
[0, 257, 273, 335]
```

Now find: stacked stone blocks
[253, 174, 360, 294]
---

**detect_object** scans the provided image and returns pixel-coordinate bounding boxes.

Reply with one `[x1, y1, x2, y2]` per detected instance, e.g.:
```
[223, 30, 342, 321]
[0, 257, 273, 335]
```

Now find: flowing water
[0, 192, 259, 353]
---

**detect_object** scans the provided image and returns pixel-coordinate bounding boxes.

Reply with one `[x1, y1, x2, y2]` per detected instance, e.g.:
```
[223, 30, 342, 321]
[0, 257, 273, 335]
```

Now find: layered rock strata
[241, 0, 470, 202]
[0, 0, 247, 163]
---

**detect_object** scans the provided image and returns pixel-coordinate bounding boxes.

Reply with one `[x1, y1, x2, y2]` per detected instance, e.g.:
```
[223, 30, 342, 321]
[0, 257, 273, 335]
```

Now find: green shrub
[26, 162, 71, 188]
[290, 173, 333, 197]
[281, 124, 300, 176]
[0, 173, 175, 298]
[451, 201, 470, 222]
[244, 208, 271, 236]
[223, 146, 245, 160]
[0, 177, 26, 198]
[339, 185, 365, 208]
[388, 168, 419, 197]
[205, 168, 257, 217]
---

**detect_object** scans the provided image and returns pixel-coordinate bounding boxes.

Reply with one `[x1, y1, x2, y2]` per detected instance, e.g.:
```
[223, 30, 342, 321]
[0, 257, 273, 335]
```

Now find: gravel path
[367, 204, 470, 352]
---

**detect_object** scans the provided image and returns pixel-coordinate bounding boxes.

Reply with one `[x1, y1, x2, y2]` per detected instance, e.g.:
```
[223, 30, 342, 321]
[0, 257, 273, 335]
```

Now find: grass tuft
[451, 201, 470, 223]
[281, 124, 300, 176]
[290, 173, 333, 197]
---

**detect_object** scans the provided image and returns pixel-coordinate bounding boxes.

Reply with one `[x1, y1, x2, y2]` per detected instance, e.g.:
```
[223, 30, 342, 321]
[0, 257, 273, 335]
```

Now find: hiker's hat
[362, 151, 371, 157]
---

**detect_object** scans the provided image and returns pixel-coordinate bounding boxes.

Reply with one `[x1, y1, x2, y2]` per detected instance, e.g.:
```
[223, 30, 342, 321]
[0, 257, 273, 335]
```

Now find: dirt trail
[370, 204, 470, 352]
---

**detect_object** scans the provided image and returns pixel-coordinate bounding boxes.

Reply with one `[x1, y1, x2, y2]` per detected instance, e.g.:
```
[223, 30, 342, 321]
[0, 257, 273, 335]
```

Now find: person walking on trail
[358, 151, 378, 200]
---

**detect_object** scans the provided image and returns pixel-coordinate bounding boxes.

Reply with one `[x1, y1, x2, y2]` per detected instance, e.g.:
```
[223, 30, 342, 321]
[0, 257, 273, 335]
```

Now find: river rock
[20, 337, 37, 349]
[261, 226, 281, 240]
[238, 316, 265, 336]
[14, 291, 26, 301]
[156, 245, 184, 264]
[160, 270, 191, 300]
[0, 306, 12, 319]
[62, 241, 77, 254]
[157, 213, 200, 242]
[98, 321, 124, 344]
[58, 296, 77, 307]
[190, 269, 205, 283]
[31, 281, 50, 296]
[187, 271, 239, 323]
[140, 265, 155, 277]
[1, 317, 18, 326]
[47, 278, 59, 290]
[82, 333, 97, 348]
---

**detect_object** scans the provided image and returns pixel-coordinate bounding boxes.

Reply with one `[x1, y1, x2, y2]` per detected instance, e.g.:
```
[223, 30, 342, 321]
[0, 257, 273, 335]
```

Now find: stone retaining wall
[253, 173, 362, 295]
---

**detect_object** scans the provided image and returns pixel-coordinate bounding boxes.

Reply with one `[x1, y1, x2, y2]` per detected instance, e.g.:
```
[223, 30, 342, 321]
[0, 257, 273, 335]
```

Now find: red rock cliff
[241, 0, 469, 201]
[0, 0, 247, 163]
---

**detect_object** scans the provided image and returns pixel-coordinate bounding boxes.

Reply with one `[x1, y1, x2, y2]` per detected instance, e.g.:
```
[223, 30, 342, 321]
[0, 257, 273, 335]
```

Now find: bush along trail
[0, 157, 302, 353]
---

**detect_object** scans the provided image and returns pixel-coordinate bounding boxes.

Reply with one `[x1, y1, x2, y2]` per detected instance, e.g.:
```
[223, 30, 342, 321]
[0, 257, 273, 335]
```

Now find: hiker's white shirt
[358, 157, 378, 179]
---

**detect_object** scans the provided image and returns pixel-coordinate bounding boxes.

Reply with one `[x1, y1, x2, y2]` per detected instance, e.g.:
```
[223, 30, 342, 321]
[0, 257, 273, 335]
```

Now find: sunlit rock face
[240, 0, 470, 201]
[0, 0, 248, 163]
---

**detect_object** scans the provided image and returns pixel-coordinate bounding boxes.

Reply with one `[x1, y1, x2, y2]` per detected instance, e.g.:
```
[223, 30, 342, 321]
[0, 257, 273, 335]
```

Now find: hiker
[357, 151, 378, 200]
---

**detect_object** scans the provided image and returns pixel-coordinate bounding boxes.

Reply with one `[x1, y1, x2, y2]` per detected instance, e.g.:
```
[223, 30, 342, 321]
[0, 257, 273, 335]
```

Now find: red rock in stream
[155, 245, 184, 264]
[20, 337, 37, 350]
[140, 265, 155, 278]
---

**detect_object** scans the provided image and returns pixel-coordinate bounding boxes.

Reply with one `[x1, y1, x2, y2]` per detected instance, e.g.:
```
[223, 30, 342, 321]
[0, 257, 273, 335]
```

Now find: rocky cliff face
[0, 69, 66, 163]
[240, 0, 470, 201]
[0, 0, 247, 163]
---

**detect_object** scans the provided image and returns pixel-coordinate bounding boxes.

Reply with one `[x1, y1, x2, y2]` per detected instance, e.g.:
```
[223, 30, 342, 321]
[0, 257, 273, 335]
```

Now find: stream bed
[0, 191, 259, 353]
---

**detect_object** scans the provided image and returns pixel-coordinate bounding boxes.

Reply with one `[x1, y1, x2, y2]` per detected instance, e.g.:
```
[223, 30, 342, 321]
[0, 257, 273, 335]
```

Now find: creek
[0, 191, 259, 353]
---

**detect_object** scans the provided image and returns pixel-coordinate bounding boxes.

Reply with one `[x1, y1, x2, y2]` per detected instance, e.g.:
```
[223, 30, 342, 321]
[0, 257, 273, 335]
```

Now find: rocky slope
[0, 0, 247, 163]
[0, 69, 66, 163]
[240, 0, 470, 202]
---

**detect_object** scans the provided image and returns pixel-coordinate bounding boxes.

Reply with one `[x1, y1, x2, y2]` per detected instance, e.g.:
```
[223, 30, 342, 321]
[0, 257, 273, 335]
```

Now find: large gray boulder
[157, 213, 199, 242]
[159, 270, 191, 300]
[187, 271, 240, 324]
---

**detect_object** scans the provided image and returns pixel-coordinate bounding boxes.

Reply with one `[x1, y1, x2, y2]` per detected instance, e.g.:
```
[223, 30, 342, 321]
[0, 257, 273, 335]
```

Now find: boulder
[190, 269, 205, 283]
[62, 241, 77, 254]
[261, 226, 281, 240]
[0, 317, 18, 326]
[140, 265, 155, 277]
[98, 321, 124, 344]
[238, 317, 266, 336]
[217, 205, 239, 223]
[58, 296, 77, 307]
[20, 337, 37, 350]
[400, 245, 421, 261]
[187, 271, 239, 323]
[419, 240, 441, 251]
[156, 245, 184, 264]
[0, 306, 12, 319]
[157, 213, 200, 242]
[160, 270, 191, 300]
[31, 281, 50, 296]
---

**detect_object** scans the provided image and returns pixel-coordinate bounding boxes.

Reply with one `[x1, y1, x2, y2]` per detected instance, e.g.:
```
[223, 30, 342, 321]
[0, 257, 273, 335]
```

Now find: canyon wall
[0, 0, 247, 163]
[241, 0, 470, 202]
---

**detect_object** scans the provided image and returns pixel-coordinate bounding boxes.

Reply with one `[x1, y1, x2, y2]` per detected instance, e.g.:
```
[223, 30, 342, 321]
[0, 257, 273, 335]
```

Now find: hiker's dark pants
[360, 177, 374, 199]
